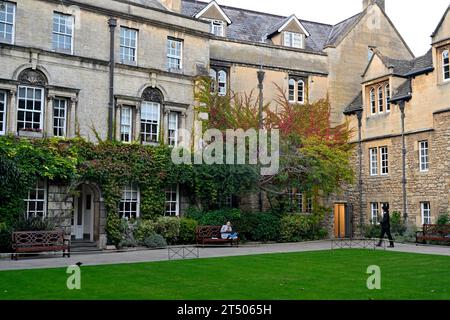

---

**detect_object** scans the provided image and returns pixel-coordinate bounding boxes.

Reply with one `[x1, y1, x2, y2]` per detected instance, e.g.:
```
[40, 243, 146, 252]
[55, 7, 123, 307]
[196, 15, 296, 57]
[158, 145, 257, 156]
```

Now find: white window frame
[0, 1, 16, 44]
[168, 111, 178, 147]
[209, 20, 224, 37]
[217, 70, 227, 96]
[17, 86, 45, 132]
[443, 50, 450, 82]
[120, 106, 132, 143]
[24, 180, 47, 219]
[52, 12, 74, 54]
[297, 80, 305, 104]
[167, 38, 183, 70]
[421, 202, 431, 225]
[119, 183, 140, 220]
[369, 148, 378, 176]
[370, 88, 376, 115]
[284, 32, 303, 49]
[120, 27, 138, 64]
[385, 84, 391, 112]
[53, 98, 67, 137]
[288, 78, 295, 102]
[140, 101, 160, 144]
[370, 202, 379, 224]
[0, 90, 7, 135]
[419, 140, 429, 172]
[165, 185, 180, 216]
[380, 146, 389, 176]
[377, 86, 384, 113]
[209, 69, 217, 92]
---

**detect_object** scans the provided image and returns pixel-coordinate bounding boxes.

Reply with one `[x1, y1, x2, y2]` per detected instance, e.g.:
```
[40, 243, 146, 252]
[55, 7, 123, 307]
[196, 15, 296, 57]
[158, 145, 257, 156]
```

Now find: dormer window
[284, 32, 303, 49]
[209, 20, 224, 37]
[368, 81, 389, 115]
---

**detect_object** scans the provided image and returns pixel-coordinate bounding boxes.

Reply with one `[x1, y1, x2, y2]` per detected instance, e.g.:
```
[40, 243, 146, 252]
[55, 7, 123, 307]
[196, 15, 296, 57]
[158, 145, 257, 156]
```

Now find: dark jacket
[380, 212, 390, 228]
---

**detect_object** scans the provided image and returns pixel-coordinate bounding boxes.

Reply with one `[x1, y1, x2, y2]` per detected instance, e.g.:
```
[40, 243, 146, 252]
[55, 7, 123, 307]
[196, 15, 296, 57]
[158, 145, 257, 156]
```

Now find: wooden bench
[416, 224, 450, 244]
[11, 230, 71, 260]
[196, 226, 239, 247]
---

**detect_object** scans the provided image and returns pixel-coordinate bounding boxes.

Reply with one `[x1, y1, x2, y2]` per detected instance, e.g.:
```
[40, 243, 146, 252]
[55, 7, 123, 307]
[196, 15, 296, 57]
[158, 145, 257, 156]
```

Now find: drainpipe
[108, 18, 117, 141]
[399, 100, 408, 223]
[257, 68, 265, 212]
[356, 110, 364, 236]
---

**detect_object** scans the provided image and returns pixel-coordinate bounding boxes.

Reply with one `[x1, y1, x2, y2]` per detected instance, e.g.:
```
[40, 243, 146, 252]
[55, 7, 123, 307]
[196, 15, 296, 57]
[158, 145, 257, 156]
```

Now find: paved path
[0, 241, 448, 271]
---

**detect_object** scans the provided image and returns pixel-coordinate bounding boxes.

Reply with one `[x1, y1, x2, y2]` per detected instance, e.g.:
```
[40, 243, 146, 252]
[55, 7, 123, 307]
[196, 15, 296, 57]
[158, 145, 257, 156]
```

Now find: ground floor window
[165, 185, 179, 216]
[370, 202, 379, 224]
[0, 90, 6, 135]
[119, 183, 139, 220]
[421, 202, 431, 225]
[24, 180, 47, 219]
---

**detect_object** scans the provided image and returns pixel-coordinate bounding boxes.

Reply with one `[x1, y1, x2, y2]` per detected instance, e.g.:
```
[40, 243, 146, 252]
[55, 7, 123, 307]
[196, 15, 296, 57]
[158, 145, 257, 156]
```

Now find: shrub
[135, 219, 156, 243]
[13, 216, 55, 231]
[391, 211, 406, 236]
[142, 233, 167, 248]
[250, 213, 281, 242]
[279, 214, 312, 242]
[0, 224, 12, 253]
[106, 214, 122, 246]
[396, 224, 418, 243]
[437, 213, 449, 225]
[363, 224, 381, 238]
[118, 219, 138, 248]
[153, 216, 180, 244]
[187, 208, 241, 226]
[178, 218, 198, 244]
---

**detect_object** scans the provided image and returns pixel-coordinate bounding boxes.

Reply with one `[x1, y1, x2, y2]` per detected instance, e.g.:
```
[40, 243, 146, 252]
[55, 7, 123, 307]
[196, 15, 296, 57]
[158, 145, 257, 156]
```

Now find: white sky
[217, 0, 449, 57]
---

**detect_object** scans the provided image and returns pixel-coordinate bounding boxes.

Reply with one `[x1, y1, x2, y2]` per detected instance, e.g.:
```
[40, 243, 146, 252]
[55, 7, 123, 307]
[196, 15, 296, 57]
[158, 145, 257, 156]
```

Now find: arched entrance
[71, 183, 105, 246]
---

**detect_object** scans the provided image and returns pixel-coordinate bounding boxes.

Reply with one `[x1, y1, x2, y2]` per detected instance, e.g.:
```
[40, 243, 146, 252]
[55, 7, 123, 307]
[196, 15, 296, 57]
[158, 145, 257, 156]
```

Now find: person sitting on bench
[221, 221, 239, 240]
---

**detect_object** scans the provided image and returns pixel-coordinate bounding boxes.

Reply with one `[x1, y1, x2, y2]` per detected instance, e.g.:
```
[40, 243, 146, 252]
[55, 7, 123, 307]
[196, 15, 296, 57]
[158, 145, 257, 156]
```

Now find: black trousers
[378, 227, 394, 246]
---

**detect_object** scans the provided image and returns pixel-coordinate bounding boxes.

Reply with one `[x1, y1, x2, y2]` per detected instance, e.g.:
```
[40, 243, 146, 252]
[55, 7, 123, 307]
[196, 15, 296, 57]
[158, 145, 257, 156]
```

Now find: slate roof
[343, 91, 363, 115]
[405, 49, 434, 76]
[324, 13, 363, 48]
[181, 0, 335, 53]
[390, 79, 412, 102]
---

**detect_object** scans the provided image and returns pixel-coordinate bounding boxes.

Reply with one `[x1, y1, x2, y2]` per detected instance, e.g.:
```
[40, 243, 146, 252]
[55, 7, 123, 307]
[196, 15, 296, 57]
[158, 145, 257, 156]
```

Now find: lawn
[0, 249, 449, 300]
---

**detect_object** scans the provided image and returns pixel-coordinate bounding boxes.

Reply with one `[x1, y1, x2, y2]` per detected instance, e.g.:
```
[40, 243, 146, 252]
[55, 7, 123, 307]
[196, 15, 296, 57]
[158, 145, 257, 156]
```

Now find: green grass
[0, 249, 449, 300]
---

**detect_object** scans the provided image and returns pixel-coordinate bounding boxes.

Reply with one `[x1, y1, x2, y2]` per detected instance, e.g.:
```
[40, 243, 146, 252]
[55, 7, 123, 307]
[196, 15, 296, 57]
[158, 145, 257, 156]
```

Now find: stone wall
[47, 184, 73, 236]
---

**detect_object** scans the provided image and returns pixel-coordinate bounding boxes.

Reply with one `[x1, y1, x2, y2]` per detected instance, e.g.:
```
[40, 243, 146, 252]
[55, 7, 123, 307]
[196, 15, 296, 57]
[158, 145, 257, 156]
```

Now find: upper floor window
[0, 1, 15, 44]
[443, 50, 449, 81]
[120, 27, 138, 64]
[419, 140, 429, 172]
[377, 86, 383, 113]
[17, 86, 44, 132]
[24, 180, 47, 219]
[167, 38, 183, 70]
[141, 88, 163, 144]
[0, 90, 6, 135]
[369, 147, 378, 176]
[288, 78, 305, 103]
[53, 98, 67, 137]
[209, 20, 224, 37]
[120, 106, 132, 143]
[370, 88, 376, 114]
[165, 185, 179, 216]
[380, 146, 389, 175]
[210, 68, 228, 96]
[421, 202, 431, 225]
[52, 12, 74, 54]
[168, 111, 178, 147]
[284, 32, 303, 49]
[119, 183, 139, 220]
[385, 84, 391, 112]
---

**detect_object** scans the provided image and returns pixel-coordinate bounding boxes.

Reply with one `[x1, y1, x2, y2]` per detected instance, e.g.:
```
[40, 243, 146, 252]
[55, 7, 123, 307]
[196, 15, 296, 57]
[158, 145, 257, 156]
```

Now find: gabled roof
[266, 15, 311, 38]
[194, 0, 232, 24]
[431, 4, 450, 37]
[324, 13, 363, 48]
[343, 91, 363, 115]
[181, 0, 332, 52]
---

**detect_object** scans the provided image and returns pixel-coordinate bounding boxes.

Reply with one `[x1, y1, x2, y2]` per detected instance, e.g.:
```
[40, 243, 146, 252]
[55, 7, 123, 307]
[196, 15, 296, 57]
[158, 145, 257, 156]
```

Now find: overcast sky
[217, 0, 449, 57]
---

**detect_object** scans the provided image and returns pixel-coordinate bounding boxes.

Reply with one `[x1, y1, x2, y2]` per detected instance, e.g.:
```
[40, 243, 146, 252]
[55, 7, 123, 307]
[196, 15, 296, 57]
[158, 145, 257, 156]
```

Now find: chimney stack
[363, 0, 385, 11]
[160, 0, 181, 13]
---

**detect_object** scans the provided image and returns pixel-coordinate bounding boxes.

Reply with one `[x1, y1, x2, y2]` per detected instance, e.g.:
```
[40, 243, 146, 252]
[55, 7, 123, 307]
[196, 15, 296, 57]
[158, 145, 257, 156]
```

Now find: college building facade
[0, 0, 448, 246]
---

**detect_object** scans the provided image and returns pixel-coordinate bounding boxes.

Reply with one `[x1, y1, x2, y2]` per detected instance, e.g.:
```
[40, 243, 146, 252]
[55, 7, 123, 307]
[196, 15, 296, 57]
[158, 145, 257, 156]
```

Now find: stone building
[0, 0, 447, 246]
[343, 4, 450, 236]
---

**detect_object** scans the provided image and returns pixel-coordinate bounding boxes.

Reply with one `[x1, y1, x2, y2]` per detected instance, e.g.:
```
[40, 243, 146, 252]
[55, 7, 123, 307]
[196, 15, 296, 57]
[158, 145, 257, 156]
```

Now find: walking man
[377, 204, 395, 248]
